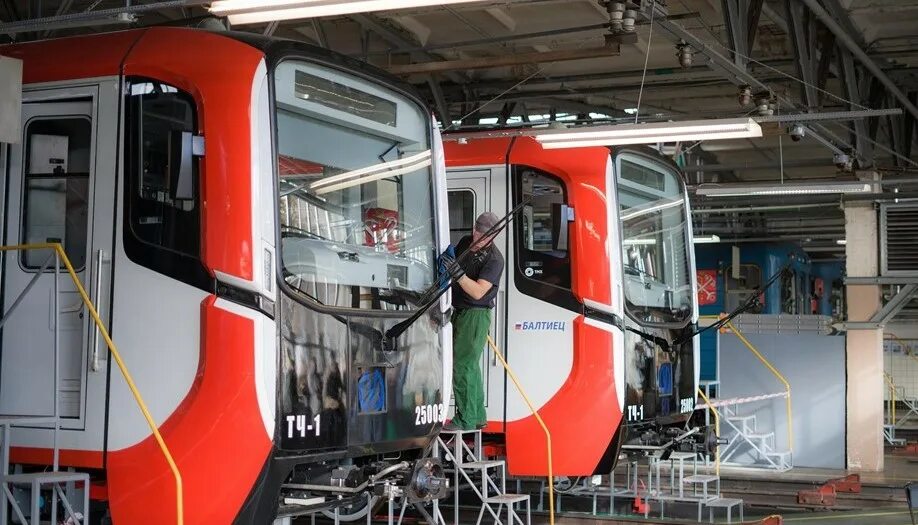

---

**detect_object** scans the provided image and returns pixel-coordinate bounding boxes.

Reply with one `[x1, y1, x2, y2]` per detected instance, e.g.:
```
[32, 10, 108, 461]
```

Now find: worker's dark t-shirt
[452, 235, 504, 309]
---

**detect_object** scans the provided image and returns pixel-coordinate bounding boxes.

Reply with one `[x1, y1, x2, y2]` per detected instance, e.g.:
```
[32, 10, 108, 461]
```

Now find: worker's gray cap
[474, 212, 499, 234]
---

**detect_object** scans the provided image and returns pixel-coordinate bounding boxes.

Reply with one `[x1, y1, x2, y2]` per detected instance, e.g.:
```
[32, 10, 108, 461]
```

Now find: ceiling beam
[798, 0, 918, 123]
[387, 45, 621, 75]
[349, 13, 468, 85]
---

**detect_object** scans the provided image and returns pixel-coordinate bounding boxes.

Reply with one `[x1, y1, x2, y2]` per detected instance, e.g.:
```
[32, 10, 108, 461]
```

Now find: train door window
[724, 264, 763, 312]
[447, 189, 475, 245]
[123, 79, 208, 288]
[512, 166, 577, 310]
[21, 118, 91, 270]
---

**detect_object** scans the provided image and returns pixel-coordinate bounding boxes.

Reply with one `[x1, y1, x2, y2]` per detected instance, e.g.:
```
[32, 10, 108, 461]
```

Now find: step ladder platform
[484, 494, 529, 504]
[684, 475, 719, 484]
[667, 451, 698, 461]
[706, 497, 743, 508]
[439, 427, 482, 435]
[727, 415, 756, 424]
[460, 460, 504, 470]
[4, 471, 89, 484]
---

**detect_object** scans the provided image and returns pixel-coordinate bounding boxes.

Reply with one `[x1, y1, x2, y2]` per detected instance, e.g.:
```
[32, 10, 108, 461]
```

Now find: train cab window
[512, 167, 576, 310]
[447, 189, 475, 245]
[123, 79, 208, 288]
[274, 60, 437, 311]
[617, 155, 693, 326]
[21, 118, 91, 270]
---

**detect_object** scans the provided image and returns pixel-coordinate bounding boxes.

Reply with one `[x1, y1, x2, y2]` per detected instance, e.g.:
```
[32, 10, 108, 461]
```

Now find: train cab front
[613, 149, 709, 458]
[239, 50, 451, 523]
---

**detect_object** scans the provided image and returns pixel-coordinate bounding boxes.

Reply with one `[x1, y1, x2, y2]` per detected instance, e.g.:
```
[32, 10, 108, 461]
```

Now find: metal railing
[0, 244, 183, 525]
[486, 335, 554, 525]
[723, 319, 794, 453]
[884, 372, 897, 427]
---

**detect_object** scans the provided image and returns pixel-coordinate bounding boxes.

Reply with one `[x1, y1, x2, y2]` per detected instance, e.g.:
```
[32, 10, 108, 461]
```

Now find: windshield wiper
[381, 197, 532, 351]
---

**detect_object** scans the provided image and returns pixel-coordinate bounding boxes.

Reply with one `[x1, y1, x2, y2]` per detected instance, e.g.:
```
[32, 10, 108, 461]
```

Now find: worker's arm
[456, 274, 493, 301]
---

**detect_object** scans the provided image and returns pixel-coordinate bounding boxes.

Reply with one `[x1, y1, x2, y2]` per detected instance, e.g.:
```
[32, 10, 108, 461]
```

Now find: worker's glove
[437, 245, 464, 289]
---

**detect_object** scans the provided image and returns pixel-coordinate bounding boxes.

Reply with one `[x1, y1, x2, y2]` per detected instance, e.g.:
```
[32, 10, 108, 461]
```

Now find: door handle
[89, 249, 108, 372]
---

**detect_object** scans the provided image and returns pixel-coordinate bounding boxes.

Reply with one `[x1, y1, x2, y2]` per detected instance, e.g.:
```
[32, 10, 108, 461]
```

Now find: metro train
[1, 28, 452, 524]
[694, 242, 845, 380]
[444, 136, 703, 477]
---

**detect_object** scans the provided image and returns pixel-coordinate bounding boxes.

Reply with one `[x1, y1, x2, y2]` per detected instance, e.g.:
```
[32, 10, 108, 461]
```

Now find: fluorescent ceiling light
[695, 181, 871, 197]
[836, 239, 847, 245]
[311, 152, 432, 195]
[310, 150, 430, 191]
[211, 0, 488, 24]
[620, 198, 683, 221]
[623, 239, 656, 246]
[693, 234, 721, 244]
[533, 118, 761, 149]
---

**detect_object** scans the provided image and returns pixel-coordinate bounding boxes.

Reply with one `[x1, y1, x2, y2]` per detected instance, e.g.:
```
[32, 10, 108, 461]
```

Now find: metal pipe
[799, 0, 918, 123]
[387, 46, 621, 75]
[691, 203, 839, 213]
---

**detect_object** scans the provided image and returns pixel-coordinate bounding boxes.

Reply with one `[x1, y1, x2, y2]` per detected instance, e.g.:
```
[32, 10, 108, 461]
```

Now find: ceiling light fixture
[836, 239, 847, 245]
[311, 151, 432, 195]
[210, 0, 488, 24]
[693, 234, 721, 244]
[695, 181, 871, 197]
[533, 117, 761, 149]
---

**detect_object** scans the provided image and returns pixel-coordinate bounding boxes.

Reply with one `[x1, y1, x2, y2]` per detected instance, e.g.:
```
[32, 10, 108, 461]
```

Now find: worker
[444, 211, 504, 431]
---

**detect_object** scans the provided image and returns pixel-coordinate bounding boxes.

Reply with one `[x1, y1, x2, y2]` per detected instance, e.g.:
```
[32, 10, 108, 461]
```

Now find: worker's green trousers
[451, 307, 491, 429]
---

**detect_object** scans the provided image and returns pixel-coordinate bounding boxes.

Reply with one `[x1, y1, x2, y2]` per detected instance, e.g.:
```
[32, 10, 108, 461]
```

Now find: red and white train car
[1, 27, 451, 524]
[445, 136, 701, 477]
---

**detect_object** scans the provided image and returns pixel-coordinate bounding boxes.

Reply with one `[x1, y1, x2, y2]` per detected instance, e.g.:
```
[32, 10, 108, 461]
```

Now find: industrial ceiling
[2, 0, 918, 259]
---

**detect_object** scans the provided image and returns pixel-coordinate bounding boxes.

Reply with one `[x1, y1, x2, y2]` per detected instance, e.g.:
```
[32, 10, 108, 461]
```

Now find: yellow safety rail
[884, 373, 897, 426]
[723, 319, 794, 453]
[695, 387, 720, 477]
[486, 336, 554, 525]
[0, 244, 183, 525]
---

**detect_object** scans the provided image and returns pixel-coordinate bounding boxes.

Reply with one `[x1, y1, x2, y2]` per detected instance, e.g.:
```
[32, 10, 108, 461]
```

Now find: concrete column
[844, 203, 884, 472]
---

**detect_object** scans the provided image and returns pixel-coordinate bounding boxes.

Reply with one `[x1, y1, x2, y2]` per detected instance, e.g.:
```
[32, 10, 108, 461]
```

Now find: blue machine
[693, 242, 844, 381]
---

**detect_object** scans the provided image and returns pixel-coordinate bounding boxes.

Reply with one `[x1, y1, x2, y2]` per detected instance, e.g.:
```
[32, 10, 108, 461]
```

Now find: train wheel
[320, 495, 380, 522]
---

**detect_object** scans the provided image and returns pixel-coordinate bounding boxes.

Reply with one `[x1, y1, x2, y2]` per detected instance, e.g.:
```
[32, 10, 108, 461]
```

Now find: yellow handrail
[723, 319, 794, 453]
[695, 387, 720, 477]
[486, 336, 554, 525]
[884, 373, 897, 426]
[0, 244, 183, 525]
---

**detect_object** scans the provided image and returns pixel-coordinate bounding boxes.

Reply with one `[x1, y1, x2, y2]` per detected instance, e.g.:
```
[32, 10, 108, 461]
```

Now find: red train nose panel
[504, 316, 621, 476]
[106, 297, 271, 524]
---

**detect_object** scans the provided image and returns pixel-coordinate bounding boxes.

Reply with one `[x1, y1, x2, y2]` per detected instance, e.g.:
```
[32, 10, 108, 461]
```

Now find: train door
[0, 82, 118, 457]
[446, 169, 508, 422]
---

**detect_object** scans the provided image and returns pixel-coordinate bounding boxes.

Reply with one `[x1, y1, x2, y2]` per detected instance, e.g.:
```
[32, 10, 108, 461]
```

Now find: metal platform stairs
[701, 388, 793, 472]
[433, 428, 531, 525]
[0, 249, 89, 525]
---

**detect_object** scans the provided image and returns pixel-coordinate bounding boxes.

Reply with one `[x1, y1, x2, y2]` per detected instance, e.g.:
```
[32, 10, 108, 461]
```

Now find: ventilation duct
[881, 203, 918, 275]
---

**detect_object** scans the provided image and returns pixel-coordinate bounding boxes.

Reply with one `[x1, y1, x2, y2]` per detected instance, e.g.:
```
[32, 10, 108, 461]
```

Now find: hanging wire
[633, 0, 656, 124]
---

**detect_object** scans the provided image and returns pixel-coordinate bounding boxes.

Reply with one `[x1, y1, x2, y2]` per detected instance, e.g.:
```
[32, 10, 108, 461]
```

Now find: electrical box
[29, 134, 69, 175]
[0, 55, 22, 144]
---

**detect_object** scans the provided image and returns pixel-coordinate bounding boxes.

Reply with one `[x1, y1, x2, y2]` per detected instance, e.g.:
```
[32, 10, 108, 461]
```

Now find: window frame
[510, 164, 578, 313]
[19, 115, 93, 273]
[614, 150, 694, 329]
[122, 76, 211, 292]
[270, 57, 441, 319]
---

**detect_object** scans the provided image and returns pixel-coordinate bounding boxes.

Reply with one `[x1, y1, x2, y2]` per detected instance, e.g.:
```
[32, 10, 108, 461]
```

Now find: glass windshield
[274, 60, 436, 310]
[617, 154, 693, 325]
